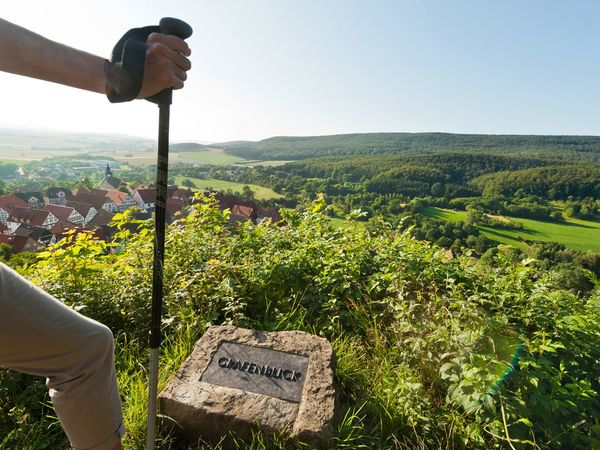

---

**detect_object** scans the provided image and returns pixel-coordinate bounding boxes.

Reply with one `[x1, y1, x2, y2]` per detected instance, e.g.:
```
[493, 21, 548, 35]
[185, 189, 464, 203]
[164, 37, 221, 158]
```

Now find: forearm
[0, 18, 105, 94]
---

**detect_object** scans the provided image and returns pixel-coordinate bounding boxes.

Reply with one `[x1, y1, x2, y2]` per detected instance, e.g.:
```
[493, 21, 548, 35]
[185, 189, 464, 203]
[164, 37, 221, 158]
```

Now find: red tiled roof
[73, 186, 91, 195]
[45, 204, 76, 222]
[50, 219, 75, 235]
[86, 208, 114, 227]
[105, 189, 130, 206]
[67, 201, 95, 217]
[8, 207, 54, 227]
[256, 207, 281, 222]
[230, 204, 256, 220]
[71, 192, 113, 210]
[89, 188, 108, 197]
[0, 194, 28, 211]
[136, 188, 156, 203]
[166, 198, 185, 215]
[0, 234, 44, 253]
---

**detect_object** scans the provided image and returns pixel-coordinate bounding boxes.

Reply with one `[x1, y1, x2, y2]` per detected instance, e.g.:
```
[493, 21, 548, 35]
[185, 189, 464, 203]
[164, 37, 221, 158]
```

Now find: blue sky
[1, 1, 599, 142]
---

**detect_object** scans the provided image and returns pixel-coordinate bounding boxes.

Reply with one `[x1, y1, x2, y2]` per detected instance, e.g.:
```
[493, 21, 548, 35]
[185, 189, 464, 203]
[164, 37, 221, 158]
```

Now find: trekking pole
[146, 17, 193, 450]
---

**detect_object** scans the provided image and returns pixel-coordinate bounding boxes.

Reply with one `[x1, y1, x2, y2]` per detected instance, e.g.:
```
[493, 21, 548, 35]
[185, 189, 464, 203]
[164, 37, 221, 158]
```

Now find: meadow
[421, 207, 600, 252]
[90, 148, 245, 166]
[173, 175, 282, 200]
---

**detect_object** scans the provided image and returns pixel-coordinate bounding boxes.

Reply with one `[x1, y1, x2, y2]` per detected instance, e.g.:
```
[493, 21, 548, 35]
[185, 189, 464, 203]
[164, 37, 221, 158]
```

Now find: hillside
[217, 132, 600, 162]
[2, 197, 599, 448]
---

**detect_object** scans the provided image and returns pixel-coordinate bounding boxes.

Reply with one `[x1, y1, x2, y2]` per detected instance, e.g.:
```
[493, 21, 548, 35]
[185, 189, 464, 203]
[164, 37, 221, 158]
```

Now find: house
[132, 188, 156, 211]
[44, 187, 72, 206]
[230, 204, 257, 223]
[213, 193, 255, 212]
[86, 208, 115, 228]
[256, 207, 281, 223]
[12, 223, 54, 245]
[171, 188, 195, 205]
[50, 219, 76, 236]
[0, 234, 44, 253]
[14, 191, 45, 209]
[99, 164, 125, 190]
[0, 195, 28, 224]
[166, 198, 186, 220]
[45, 204, 85, 227]
[73, 186, 91, 195]
[89, 188, 111, 197]
[7, 207, 59, 231]
[67, 201, 97, 226]
[71, 192, 118, 213]
[104, 189, 137, 212]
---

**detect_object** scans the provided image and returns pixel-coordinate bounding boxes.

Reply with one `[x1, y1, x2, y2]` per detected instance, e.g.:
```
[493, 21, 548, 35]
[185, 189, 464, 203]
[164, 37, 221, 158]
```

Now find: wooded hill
[217, 132, 600, 162]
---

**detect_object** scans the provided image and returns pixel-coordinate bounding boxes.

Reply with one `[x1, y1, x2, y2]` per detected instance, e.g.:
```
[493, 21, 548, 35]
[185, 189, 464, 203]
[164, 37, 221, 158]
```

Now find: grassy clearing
[174, 148, 245, 165]
[90, 148, 245, 166]
[421, 206, 600, 252]
[238, 160, 294, 167]
[421, 206, 466, 222]
[173, 176, 282, 200]
[329, 217, 367, 230]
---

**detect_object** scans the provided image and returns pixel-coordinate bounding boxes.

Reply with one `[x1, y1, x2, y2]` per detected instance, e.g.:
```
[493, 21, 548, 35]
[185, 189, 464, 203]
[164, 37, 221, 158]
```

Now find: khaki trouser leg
[0, 263, 125, 450]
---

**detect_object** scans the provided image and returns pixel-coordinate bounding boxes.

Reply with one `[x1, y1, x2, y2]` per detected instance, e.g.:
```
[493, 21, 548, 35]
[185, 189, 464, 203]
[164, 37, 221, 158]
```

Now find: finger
[147, 41, 191, 71]
[147, 32, 191, 56]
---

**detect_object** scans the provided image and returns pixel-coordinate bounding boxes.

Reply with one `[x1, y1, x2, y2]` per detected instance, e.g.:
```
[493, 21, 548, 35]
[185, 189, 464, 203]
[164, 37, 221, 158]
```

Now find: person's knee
[85, 321, 115, 367]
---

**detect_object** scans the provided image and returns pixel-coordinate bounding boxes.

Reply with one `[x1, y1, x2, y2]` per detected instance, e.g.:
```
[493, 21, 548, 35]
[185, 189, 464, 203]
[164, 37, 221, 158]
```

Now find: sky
[1, 1, 600, 143]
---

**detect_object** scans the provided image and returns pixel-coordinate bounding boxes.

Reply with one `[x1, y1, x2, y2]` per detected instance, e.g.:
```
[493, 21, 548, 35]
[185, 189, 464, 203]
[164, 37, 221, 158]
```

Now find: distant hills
[215, 132, 600, 163]
[3, 129, 600, 165]
[0, 128, 154, 152]
[0, 129, 211, 153]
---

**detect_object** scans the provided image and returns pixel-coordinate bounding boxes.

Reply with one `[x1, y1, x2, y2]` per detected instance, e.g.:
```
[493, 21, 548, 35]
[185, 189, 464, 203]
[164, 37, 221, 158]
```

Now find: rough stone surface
[159, 325, 336, 447]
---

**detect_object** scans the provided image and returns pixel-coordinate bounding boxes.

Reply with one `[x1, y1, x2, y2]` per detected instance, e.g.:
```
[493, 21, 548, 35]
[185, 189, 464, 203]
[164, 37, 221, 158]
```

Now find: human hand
[137, 32, 191, 99]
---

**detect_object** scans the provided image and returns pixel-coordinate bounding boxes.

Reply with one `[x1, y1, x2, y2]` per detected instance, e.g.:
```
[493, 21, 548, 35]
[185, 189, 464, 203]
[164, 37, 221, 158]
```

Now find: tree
[182, 179, 196, 188]
[0, 243, 12, 262]
[242, 185, 255, 200]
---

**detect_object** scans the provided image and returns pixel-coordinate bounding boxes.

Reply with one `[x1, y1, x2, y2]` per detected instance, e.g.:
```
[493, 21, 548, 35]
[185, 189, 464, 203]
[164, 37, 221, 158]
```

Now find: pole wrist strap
[105, 25, 160, 103]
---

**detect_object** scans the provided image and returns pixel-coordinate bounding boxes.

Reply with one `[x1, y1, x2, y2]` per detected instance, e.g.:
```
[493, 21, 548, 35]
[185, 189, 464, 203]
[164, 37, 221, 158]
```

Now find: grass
[173, 149, 245, 165]
[173, 176, 283, 200]
[330, 217, 368, 230]
[421, 206, 600, 252]
[89, 148, 245, 166]
[420, 206, 466, 223]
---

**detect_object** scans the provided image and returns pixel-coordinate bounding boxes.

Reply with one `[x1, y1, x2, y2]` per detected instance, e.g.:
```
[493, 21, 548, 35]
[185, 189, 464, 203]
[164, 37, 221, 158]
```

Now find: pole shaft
[146, 102, 170, 450]
[145, 347, 160, 449]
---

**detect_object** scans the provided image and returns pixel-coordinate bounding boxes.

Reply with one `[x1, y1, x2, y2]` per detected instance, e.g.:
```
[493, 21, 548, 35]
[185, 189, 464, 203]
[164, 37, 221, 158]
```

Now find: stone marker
[159, 325, 336, 447]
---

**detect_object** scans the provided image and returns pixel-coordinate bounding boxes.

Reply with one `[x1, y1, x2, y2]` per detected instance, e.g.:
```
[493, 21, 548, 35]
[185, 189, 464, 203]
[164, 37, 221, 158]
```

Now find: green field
[173, 176, 282, 200]
[173, 149, 245, 165]
[421, 207, 600, 252]
[89, 148, 245, 166]
[329, 217, 367, 230]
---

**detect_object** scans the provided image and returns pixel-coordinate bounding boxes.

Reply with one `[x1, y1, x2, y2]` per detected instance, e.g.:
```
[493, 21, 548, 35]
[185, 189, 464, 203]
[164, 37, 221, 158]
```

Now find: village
[0, 164, 280, 254]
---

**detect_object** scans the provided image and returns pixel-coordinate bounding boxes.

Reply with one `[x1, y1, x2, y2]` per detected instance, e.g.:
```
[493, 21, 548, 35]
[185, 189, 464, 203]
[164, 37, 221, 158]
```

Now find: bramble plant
[0, 194, 599, 449]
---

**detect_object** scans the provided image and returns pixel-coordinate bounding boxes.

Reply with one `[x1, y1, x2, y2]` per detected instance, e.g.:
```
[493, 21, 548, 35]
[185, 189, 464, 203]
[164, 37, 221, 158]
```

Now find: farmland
[421, 207, 600, 252]
[173, 176, 282, 200]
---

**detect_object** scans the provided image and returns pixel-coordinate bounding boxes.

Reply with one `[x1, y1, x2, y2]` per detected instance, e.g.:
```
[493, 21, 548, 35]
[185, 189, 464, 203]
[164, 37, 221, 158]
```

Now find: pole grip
[147, 17, 193, 106]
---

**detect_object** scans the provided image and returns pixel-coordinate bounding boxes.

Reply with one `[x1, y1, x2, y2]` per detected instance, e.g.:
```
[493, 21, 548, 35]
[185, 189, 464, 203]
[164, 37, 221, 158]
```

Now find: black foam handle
[146, 18, 193, 105]
[159, 17, 193, 40]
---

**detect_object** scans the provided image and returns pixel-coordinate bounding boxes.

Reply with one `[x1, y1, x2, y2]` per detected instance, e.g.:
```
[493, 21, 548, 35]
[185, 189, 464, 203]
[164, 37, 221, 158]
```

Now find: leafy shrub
[1, 195, 599, 449]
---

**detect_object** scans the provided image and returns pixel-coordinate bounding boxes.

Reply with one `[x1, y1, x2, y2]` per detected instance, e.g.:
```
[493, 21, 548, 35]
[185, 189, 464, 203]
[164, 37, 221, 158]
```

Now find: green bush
[1, 195, 599, 449]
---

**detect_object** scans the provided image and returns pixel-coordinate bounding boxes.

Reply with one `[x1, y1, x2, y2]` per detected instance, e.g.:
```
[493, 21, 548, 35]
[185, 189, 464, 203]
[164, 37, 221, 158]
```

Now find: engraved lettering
[218, 357, 229, 368]
[283, 370, 294, 381]
[216, 357, 303, 383]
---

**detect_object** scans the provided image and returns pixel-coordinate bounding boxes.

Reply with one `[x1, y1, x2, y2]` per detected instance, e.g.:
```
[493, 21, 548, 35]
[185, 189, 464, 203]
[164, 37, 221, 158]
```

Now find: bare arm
[0, 18, 105, 93]
[0, 18, 191, 98]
